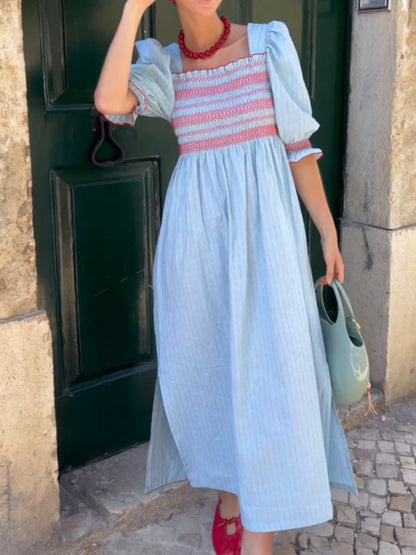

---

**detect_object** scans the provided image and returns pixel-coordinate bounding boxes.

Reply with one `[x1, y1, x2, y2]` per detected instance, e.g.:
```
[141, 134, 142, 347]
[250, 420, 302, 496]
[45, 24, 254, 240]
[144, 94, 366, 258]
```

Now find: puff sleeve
[266, 21, 323, 163]
[102, 38, 175, 126]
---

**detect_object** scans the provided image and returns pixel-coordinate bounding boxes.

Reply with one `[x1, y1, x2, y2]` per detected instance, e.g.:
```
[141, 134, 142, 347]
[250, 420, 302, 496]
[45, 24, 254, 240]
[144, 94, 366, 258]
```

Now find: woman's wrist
[318, 221, 338, 242]
[123, 0, 147, 21]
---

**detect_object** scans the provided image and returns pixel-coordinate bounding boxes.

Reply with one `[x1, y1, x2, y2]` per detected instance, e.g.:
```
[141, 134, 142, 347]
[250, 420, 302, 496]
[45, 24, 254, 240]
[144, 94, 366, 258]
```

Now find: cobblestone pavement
[59, 399, 416, 554]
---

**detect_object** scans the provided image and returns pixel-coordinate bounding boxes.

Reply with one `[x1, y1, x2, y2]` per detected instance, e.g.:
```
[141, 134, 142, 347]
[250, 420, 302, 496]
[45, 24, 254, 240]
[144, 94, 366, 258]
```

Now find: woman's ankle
[241, 530, 273, 555]
[218, 490, 240, 518]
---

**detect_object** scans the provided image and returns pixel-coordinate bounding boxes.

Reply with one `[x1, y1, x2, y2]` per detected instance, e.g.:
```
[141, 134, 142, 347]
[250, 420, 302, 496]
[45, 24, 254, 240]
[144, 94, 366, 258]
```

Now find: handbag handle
[314, 279, 357, 327]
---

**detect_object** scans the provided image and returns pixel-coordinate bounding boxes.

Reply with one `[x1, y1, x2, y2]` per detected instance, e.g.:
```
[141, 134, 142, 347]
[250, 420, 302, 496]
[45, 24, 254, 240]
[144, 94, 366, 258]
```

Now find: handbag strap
[331, 279, 357, 321]
[314, 279, 357, 326]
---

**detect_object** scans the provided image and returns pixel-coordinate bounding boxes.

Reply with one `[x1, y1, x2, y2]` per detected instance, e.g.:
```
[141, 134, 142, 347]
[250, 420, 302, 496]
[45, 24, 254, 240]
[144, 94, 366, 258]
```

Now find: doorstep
[58, 443, 207, 551]
[55, 388, 384, 553]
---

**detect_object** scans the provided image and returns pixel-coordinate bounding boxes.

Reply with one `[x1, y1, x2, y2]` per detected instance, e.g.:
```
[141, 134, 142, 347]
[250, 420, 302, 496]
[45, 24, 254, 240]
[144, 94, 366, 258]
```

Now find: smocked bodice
[171, 55, 279, 155]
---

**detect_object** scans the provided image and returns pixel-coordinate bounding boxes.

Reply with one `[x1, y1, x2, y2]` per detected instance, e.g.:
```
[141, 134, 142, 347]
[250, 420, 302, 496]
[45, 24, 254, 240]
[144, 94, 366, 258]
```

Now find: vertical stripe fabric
[105, 22, 357, 533]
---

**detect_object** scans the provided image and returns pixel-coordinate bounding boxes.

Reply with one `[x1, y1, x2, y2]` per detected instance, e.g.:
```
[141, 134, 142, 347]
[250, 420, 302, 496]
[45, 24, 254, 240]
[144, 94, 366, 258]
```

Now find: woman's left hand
[320, 233, 344, 285]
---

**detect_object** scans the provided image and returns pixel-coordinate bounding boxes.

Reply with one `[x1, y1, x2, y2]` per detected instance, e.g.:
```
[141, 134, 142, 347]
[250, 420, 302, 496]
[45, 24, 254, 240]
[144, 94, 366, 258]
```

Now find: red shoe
[212, 497, 243, 555]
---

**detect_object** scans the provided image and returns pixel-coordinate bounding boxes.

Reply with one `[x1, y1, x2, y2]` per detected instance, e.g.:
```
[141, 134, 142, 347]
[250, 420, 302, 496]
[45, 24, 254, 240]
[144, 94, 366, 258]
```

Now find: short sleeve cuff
[286, 139, 323, 163]
[95, 81, 148, 127]
[101, 109, 137, 127]
[128, 80, 148, 116]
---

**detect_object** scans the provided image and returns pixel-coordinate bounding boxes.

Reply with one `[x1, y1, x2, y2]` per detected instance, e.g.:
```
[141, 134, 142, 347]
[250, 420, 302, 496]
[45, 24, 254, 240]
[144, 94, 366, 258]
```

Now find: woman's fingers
[323, 252, 344, 285]
[320, 235, 345, 285]
[334, 253, 345, 284]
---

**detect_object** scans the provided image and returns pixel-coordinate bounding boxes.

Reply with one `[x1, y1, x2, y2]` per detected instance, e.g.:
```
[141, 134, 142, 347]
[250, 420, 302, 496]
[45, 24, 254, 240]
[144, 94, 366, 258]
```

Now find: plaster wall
[0, 1, 59, 552]
[343, 0, 416, 404]
[390, 2, 416, 228]
[0, 0, 37, 320]
[386, 226, 416, 403]
[344, 8, 395, 229]
[341, 223, 390, 389]
[0, 313, 60, 553]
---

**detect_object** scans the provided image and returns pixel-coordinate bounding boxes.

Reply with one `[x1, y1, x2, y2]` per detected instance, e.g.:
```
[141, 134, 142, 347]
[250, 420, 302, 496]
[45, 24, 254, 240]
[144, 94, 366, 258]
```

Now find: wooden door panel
[50, 161, 160, 470]
[251, 0, 304, 46]
[55, 363, 156, 470]
[74, 176, 154, 375]
[40, 0, 126, 107]
[52, 162, 159, 384]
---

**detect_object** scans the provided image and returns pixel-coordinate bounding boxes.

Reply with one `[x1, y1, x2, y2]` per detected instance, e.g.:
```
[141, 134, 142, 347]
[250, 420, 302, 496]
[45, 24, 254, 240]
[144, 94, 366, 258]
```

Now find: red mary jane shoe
[212, 497, 243, 555]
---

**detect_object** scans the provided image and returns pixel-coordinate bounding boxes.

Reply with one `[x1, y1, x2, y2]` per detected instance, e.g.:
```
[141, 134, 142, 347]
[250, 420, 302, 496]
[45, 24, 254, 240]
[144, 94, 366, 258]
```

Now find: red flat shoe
[212, 497, 243, 555]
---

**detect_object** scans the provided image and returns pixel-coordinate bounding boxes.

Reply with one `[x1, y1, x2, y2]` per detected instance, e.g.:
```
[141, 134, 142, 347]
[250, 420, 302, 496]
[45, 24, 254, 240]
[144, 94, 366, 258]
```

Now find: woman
[95, 1, 357, 553]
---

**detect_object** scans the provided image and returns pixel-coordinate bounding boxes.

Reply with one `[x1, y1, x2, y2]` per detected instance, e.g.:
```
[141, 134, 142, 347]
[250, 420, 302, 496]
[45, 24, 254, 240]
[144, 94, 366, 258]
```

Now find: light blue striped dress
[106, 21, 357, 533]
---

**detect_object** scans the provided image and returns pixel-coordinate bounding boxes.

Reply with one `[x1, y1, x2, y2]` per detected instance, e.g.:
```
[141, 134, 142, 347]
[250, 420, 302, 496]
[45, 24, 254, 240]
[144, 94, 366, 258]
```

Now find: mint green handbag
[315, 279, 370, 406]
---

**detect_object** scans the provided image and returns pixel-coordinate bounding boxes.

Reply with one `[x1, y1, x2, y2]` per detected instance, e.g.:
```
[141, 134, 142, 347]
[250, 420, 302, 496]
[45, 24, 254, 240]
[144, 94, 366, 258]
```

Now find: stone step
[56, 388, 384, 551]
[58, 443, 208, 548]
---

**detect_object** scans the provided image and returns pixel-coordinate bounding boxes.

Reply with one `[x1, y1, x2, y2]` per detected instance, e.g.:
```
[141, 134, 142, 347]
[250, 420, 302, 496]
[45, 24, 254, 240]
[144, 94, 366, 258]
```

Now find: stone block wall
[391, 2, 416, 228]
[0, 0, 37, 319]
[0, 314, 59, 552]
[343, 0, 416, 404]
[0, 1, 60, 552]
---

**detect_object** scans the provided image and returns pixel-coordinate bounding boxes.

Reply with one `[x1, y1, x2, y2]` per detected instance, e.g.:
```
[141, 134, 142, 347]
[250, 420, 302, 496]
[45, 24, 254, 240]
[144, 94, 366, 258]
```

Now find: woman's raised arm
[94, 0, 156, 115]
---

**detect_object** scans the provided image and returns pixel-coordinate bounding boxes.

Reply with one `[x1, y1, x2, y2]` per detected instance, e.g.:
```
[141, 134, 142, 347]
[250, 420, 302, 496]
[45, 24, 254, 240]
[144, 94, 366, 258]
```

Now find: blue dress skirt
[106, 21, 357, 533]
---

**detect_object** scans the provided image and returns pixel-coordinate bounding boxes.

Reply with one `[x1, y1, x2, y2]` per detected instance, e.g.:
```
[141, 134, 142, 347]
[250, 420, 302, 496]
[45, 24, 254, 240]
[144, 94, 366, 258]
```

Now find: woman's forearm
[94, 0, 148, 115]
[290, 154, 344, 283]
[290, 155, 337, 240]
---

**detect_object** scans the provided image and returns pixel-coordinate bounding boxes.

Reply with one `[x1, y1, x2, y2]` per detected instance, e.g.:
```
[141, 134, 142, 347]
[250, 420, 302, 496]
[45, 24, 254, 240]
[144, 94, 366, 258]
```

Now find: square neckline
[170, 22, 258, 77]
[171, 52, 267, 78]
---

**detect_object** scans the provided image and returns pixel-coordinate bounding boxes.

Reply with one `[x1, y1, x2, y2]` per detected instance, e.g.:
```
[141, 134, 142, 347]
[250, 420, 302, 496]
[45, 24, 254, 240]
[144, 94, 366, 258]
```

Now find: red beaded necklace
[178, 16, 231, 60]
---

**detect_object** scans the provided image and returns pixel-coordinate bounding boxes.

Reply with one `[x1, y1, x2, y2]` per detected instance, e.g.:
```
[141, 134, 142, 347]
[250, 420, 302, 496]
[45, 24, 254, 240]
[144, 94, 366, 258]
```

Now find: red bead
[178, 16, 231, 60]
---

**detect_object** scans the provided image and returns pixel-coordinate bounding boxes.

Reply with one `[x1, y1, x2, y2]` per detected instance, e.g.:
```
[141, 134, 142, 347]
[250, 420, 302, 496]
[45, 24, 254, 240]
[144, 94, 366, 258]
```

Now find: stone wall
[0, 314, 59, 552]
[0, 1, 60, 552]
[391, 0, 416, 228]
[0, 0, 37, 320]
[342, 0, 416, 404]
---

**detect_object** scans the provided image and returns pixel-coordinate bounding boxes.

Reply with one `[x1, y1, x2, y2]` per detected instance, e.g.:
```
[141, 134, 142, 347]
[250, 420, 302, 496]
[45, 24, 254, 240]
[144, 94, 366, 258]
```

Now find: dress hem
[145, 477, 357, 533]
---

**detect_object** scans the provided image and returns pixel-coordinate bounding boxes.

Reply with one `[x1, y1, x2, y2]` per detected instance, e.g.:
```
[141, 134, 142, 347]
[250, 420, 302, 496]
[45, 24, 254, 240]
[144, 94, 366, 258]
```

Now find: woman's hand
[126, 0, 156, 10]
[320, 232, 344, 285]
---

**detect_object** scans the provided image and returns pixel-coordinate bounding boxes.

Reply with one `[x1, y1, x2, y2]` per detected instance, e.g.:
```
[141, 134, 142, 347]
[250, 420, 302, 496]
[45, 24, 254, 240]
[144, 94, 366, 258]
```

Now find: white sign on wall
[357, 0, 391, 11]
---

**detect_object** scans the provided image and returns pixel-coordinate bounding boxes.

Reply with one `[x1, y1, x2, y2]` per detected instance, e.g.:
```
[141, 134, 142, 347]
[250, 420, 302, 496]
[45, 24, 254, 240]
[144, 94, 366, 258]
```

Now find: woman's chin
[179, 0, 223, 14]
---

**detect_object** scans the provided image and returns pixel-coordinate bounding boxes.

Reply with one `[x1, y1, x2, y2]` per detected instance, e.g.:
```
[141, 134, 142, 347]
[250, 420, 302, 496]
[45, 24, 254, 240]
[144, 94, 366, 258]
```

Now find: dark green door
[22, 0, 179, 473]
[22, 0, 347, 472]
